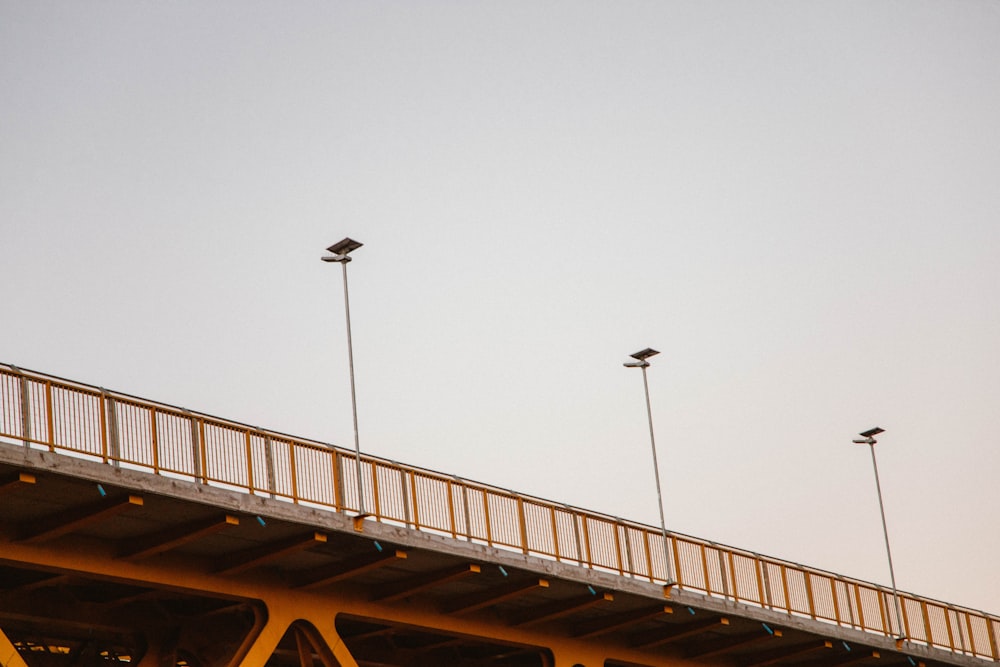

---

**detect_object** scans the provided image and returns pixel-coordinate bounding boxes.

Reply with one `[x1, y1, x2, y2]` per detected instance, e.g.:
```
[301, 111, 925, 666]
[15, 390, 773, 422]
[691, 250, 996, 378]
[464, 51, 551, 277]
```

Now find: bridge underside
[0, 447, 971, 667]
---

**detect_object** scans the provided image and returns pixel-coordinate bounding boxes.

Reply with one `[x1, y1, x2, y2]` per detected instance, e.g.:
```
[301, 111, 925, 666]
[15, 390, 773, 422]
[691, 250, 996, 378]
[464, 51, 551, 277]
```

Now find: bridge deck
[0, 364, 996, 667]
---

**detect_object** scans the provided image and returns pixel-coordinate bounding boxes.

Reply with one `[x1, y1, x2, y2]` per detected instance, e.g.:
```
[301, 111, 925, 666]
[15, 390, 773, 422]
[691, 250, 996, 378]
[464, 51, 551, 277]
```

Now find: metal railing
[1, 364, 997, 661]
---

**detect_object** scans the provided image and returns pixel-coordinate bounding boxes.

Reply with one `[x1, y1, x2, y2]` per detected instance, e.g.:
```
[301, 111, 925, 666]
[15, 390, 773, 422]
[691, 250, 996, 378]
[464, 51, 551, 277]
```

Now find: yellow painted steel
[0, 629, 30, 667]
[0, 538, 672, 667]
[1, 364, 998, 661]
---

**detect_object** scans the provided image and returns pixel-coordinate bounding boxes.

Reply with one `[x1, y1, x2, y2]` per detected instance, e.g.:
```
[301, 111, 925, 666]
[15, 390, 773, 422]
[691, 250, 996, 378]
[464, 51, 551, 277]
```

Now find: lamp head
[322, 237, 363, 263]
[630, 348, 660, 361]
[853, 427, 884, 445]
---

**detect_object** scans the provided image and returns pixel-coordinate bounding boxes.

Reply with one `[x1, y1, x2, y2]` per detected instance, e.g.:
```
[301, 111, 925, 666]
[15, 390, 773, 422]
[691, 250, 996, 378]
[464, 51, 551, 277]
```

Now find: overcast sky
[2, 1, 998, 614]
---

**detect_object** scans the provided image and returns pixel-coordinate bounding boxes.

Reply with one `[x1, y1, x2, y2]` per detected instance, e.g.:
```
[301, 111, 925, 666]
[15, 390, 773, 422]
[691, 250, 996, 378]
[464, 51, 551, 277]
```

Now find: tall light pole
[322, 238, 368, 517]
[852, 427, 904, 639]
[624, 347, 674, 585]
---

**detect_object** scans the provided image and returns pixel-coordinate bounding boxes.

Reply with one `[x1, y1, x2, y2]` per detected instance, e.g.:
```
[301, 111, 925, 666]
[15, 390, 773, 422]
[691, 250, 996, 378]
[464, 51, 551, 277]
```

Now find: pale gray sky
[2, 1, 999, 614]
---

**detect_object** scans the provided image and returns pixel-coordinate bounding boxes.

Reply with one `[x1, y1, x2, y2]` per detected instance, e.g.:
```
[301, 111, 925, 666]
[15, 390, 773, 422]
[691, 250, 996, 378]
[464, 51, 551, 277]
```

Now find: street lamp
[322, 238, 368, 517]
[852, 426, 904, 639]
[624, 347, 674, 586]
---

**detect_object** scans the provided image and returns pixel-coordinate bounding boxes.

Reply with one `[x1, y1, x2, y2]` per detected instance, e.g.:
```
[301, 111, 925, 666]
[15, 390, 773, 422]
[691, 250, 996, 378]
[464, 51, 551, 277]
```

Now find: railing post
[517, 496, 529, 554]
[760, 560, 773, 609]
[831, 578, 842, 626]
[922, 601, 933, 647]
[262, 432, 276, 499]
[621, 524, 634, 577]
[570, 506, 583, 565]
[611, 519, 624, 575]
[804, 572, 817, 619]
[901, 594, 912, 639]
[400, 467, 412, 527]
[581, 514, 593, 569]
[642, 529, 654, 582]
[44, 380, 54, 451]
[672, 536, 683, 588]
[15, 367, 31, 448]
[878, 588, 890, 636]
[198, 418, 208, 484]
[459, 479, 472, 542]
[186, 411, 202, 482]
[725, 550, 737, 601]
[951, 610, 965, 653]
[780, 565, 791, 615]
[854, 584, 867, 631]
[700, 544, 711, 595]
[549, 505, 560, 562]
[944, 607, 956, 652]
[105, 392, 121, 468]
[288, 442, 299, 504]
[446, 479, 457, 538]
[334, 452, 345, 509]
[370, 461, 381, 520]
[482, 490, 493, 546]
[150, 408, 160, 472]
[987, 616, 999, 660]
[408, 471, 420, 529]
[965, 612, 979, 658]
[98, 392, 108, 463]
[243, 430, 254, 493]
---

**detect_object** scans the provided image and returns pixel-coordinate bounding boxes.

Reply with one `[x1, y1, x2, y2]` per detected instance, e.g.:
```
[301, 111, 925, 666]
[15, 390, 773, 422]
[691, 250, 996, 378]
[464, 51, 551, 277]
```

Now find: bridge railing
[1, 364, 997, 661]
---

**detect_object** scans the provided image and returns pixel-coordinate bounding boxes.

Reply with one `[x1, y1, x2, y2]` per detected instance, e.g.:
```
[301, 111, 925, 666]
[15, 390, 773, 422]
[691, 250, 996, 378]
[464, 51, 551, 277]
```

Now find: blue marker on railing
[761, 623, 773, 635]
[256, 516, 266, 526]
[374, 541, 383, 552]
[498, 565, 508, 577]
[97, 484, 106, 497]
[587, 585, 596, 596]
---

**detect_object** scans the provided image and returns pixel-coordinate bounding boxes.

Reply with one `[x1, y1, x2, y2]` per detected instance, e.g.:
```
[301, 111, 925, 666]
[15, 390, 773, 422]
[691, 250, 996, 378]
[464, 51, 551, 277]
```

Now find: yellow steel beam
[0, 628, 29, 667]
[744, 639, 833, 667]
[294, 549, 407, 590]
[0, 472, 35, 497]
[119, 514, 239, 560]
[443, 578, 549, 615]
[571, 604, 672, 638]
[631, 616, 730, 648]
[371, 563, 481, 602]
[16, 494, 143, 543]
[216, 531, 327, 575]
[687, 627, 782, 659]
[508, 590, 614, 627]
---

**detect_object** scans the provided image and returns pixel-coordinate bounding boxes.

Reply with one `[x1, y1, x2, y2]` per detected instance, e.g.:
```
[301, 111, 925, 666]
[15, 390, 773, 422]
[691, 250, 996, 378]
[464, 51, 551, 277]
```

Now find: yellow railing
[1, 364, 997, 661]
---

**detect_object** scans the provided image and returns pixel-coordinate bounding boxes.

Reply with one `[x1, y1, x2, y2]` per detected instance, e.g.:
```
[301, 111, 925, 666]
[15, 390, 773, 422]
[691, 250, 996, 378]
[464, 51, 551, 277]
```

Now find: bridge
[0, 364, 996, 667]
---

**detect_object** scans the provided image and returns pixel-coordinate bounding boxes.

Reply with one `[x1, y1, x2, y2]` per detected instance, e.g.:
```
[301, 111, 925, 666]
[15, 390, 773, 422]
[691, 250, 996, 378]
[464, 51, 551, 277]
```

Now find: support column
[549, 638, 608, 667]
[232, 604, 289, 667]
[311, 620, 360, 667]
[0, 628, 29, 667]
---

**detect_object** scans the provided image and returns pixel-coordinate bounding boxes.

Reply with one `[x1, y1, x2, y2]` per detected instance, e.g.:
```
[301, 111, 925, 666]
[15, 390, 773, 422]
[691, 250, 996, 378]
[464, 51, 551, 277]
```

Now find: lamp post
[624, 347, 674, 585]
[852, 427, 904, 639]
[322, 238, 368, 516]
